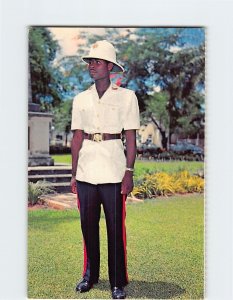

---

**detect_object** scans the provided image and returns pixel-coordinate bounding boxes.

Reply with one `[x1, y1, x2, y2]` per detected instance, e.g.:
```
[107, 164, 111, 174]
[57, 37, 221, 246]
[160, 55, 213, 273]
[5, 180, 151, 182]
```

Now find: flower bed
[133, 170, 204, 198]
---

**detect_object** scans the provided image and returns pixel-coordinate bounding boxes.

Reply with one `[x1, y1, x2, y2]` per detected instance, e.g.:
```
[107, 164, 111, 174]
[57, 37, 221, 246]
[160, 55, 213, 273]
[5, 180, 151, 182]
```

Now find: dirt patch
[28, 201, 55, 211]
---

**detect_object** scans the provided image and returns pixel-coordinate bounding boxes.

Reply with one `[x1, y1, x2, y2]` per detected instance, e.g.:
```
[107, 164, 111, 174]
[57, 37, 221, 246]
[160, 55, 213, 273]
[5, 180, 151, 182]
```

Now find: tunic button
[97, 127, 100, 130]
[97, 114, 99, 117]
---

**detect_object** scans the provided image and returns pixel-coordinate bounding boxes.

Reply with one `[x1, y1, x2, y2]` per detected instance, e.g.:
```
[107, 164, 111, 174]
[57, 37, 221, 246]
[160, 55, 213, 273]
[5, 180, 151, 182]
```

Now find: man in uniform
[70, 40, 140, 299]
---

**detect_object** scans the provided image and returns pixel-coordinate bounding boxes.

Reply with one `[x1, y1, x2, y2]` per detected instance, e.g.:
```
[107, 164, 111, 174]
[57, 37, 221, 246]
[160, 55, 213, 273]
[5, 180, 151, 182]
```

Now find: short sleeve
[71, 95, 83, 130]
[123, 91, 140, 130]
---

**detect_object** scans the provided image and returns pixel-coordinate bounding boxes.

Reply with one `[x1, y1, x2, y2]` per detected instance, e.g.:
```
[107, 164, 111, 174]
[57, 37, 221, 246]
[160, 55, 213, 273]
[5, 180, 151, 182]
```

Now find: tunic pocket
[80, 107, 94, 130]
[103, 103, 122, 129]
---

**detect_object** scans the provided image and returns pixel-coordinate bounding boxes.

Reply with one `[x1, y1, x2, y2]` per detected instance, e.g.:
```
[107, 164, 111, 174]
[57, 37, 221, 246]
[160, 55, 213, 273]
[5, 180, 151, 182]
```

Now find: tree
[142, 91, 169, 148]
[116, 29, 205, 148]
[55, 28, 205, 149]
[176, 91, 205, 138]
[52, 99, 73, 146]
[55, 55, 92, 95]
[83, 28, 205, 149]
[155, 44, 205, 148]
[133, 29, 204, 148]
[29, 27, 62, 109]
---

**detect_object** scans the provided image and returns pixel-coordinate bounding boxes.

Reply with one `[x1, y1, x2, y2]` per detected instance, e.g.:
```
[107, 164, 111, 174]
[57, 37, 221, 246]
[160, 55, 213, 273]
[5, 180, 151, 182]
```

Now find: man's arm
[121, 129, 137, 195]
[70, 129, 84, 193]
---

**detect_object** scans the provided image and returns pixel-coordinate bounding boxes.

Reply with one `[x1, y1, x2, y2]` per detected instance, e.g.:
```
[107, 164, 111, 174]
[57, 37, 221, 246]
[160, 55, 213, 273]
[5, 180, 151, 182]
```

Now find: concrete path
[40, 193, 143, 210]
[40, 193, 78, 209]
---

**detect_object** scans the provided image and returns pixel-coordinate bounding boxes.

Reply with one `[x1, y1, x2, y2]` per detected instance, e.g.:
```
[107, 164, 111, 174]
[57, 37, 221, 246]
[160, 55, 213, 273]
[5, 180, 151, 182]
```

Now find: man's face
[87, 58, 113, 81]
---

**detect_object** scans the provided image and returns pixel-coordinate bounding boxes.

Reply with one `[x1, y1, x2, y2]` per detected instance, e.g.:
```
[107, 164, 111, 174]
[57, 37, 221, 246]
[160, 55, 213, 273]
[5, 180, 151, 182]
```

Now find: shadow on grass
[96, 279, 185, 299]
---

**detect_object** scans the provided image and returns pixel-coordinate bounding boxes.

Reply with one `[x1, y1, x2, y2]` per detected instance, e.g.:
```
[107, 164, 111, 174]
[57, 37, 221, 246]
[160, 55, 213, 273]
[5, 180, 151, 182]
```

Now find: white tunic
[71, 83, 140, 184]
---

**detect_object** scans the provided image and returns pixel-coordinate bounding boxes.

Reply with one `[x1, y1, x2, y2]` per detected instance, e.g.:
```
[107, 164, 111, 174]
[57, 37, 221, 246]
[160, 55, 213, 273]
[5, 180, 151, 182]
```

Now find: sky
[48, 27, 204, 59]
[48, 27, 135, 59]
[48, 27, 106, 57]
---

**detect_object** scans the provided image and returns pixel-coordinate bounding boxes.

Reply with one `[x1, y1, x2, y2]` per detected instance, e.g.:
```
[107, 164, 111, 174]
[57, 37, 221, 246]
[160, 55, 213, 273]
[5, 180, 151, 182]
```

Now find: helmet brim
[82, 56, 124, 73]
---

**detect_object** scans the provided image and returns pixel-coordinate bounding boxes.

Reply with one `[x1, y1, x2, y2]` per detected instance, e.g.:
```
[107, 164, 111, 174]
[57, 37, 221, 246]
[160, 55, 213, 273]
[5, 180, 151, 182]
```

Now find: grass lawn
[134, 160, 204, 178]
[28, 194, 204, 299]
[52, 154, 72, 164]
[52, 154, 204, 178]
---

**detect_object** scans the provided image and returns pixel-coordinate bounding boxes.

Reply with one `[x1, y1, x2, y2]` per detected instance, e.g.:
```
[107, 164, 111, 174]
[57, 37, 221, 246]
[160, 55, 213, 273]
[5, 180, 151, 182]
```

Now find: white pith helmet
[82, 40, 124, 73]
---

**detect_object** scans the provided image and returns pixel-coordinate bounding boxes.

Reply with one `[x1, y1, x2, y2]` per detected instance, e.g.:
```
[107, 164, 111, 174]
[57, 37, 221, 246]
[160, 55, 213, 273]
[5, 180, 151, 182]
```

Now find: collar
[88, 82, 119, 92]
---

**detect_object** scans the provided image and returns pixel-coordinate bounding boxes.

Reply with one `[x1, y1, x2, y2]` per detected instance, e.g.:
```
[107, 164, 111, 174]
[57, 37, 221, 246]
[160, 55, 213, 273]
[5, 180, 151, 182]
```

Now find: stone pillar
[28, 104, 54, 166]
[28, 60, 54, 166]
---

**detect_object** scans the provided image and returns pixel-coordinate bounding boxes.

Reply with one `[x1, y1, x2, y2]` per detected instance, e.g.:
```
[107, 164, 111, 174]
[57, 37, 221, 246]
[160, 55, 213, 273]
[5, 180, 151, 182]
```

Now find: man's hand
[121, 171, 134, 195]
[70, 176, 77, 194]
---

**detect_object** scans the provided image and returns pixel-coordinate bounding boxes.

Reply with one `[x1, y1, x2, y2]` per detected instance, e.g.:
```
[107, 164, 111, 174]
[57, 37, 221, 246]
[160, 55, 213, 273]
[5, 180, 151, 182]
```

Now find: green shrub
[28, 181, 55, 205]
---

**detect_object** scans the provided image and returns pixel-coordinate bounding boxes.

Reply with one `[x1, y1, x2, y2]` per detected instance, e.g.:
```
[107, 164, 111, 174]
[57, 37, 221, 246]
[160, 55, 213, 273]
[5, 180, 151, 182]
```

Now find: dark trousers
[76, 180, 128, 288]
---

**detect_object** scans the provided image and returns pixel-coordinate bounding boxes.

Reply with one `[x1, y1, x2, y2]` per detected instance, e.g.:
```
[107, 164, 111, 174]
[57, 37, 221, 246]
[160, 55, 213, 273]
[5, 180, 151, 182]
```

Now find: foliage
[77, 28, 205, 148]
[144, 92, 169, 127]
[132, 170, 204, 198]
[55, 55, 92, 95]
[142, 36, 205, 148]
[29, 27, 205, 143]
[52, 99, 73, 145]
[175, 91, 205, 137]
[28, 181, 55, 205]
[50, 145, 71, 154]
[141, 91, 169, 148]
[28, 195, 204, 299]
[29, 27, 61, 108]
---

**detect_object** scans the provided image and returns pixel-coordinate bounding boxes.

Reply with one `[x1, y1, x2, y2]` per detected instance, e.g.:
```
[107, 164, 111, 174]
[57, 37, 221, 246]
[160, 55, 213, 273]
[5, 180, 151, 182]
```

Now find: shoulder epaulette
[111, 84, 118, 90]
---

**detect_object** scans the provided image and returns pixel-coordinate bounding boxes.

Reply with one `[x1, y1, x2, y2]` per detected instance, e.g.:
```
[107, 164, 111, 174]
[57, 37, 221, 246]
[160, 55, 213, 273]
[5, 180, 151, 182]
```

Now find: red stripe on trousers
[82, 240, 87, 276]
[77, 194, 88, 277]
[122, 194, 129, 283]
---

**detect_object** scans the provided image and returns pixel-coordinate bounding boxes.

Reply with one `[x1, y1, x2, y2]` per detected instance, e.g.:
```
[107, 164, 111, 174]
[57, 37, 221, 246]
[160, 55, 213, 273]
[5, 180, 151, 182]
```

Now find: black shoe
[111, 287, 126, 299]
[75, 278, 93, 293]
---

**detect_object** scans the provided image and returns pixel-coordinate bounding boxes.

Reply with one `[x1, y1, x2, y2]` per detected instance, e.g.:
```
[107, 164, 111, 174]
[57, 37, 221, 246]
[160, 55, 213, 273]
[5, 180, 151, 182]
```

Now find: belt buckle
[93, 133, 103, 142]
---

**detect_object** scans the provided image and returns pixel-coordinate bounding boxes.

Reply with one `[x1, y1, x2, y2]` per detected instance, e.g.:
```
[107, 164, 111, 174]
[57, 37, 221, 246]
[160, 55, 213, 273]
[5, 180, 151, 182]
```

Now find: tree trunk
[150, 115, 167, 150]
[65, 133, 68, 147]
[166, 113, 171, 150]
